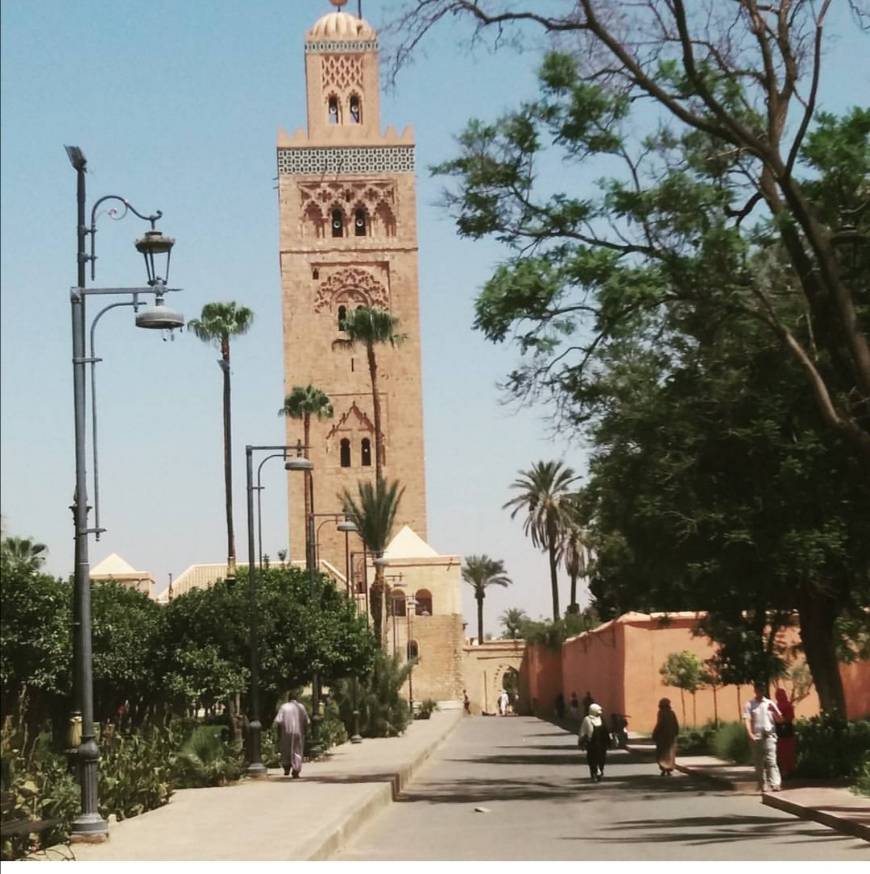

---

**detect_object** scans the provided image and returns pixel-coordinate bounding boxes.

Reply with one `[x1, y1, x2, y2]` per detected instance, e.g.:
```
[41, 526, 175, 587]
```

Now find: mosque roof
[91, 552, 140, 576]
[383, 525, 440, 560]
[308, 11, 376, 41]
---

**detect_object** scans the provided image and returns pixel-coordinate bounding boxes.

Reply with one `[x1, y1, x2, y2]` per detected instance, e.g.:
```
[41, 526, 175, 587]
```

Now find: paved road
[337, 716, 869, 860]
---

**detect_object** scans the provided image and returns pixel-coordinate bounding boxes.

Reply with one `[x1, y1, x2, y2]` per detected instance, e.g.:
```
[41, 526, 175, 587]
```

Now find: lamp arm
[88, 299, 138, 539]
[88, 195, 163, 281]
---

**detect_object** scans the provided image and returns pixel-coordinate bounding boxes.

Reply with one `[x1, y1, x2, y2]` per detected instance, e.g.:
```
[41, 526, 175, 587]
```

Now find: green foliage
[499, 607, 529, 640]
[97, 724, 175, 820]
[794, 715, 870, 781]
[852, 754, 870, 797]
[676, 728, 715, 755]
[332, 651, 412, 738]
[519, 609, 599, 650]
[172, 725, 242, 788]
[278, 385, 334, 422]
[187, 301, 254, 346]
[710, 721, 752, 765]
[340, 478, 406, 558]
[660, 652, 706, 695]
[318, 698, 349, 751]
[415, 699, 438, 720]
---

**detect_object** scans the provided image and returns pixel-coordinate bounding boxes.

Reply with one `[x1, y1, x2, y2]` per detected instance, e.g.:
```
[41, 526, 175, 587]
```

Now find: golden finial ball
[329, 0, 349, 8]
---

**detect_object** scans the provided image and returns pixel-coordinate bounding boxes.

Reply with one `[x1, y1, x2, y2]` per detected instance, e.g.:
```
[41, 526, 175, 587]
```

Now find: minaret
[277, 0, 428, 580]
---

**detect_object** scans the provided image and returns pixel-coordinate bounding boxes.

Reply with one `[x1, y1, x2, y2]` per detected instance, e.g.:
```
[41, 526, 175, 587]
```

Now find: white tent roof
[91, 553, 139, 575]
[383, 525, 439, 560]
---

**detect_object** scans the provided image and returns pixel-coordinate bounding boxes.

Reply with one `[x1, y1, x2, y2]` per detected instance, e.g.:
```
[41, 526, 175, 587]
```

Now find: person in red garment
[774, 687, 797, 779]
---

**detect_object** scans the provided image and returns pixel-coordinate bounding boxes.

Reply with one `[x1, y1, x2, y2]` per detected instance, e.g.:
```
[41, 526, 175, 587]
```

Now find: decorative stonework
[314, 267, 390, 312]
[322, 54, 363, 92]
[300, 180, 396, 209]
[306, 39, 379, 54]
[326, 401, 375, 441]
[278, 146, 415, 176]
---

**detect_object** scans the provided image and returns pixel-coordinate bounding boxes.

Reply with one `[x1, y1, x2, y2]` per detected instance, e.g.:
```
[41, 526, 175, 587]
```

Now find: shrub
[710, 721, 752, 764]
[331, 652, 412, 738]
[172, 725, 242, 788]
[677, 728, 713, 755]
[415, 699, 438, 720]
[794, 715, 870, 781]
[851, 752, 870, 797]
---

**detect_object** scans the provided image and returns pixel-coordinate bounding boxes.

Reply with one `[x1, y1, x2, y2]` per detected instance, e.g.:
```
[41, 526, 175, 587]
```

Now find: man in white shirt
[743, 682, 782, 792]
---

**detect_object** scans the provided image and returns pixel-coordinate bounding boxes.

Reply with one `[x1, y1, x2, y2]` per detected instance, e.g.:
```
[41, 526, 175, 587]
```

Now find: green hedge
[710, 721, 752, 764]
[794, 715, 870, 782]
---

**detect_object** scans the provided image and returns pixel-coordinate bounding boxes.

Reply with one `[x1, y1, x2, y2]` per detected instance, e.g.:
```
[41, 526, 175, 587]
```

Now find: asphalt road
[337, 715, 869, 860]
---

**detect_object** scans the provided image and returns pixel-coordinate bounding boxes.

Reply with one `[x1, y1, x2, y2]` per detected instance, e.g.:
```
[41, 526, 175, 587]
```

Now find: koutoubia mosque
[277, 0, 466, 704]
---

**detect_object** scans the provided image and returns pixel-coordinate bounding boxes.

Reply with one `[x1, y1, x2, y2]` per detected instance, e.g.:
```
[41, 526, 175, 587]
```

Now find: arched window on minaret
[349, 94, 362, 124]
[361, 438, 372, 467]
[340, 438, 351, 467]
[354, 208, 368, 237]
[338, 304, 348, 331]
[331, 208, 345, 238]
[328, 95, 340, 125]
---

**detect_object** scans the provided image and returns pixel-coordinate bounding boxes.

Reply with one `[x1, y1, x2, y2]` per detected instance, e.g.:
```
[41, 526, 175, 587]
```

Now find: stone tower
[277, 1, 428, 577]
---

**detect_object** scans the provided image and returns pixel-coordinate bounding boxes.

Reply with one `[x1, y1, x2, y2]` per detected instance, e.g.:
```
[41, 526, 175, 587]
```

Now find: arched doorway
[501, 667, 519, 714]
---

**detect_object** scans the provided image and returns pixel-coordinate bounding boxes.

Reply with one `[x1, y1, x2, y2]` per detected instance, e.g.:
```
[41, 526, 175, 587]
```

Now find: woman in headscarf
[774, 688, 796, 779]
[578, 703, 611, 782]
[652, 698, 680, 776]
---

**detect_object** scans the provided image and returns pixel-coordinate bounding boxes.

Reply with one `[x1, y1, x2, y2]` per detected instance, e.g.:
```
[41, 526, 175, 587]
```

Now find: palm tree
[462, 555, 512, 644]
[503, 460, 579, 621]
[340, 477, 405, 645]
[340, 307, 405, 482]
[563, 501, 589, 614]
[1, 535, 47, 572]
[500, 607, 529, 640]
[188, 302, 254, 577]
[279, 385, 334, 533]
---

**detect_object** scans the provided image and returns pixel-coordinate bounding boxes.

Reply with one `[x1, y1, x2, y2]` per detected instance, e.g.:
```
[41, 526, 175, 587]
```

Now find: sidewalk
[629, 737, 869, 842]
[50, 708, 463, 862]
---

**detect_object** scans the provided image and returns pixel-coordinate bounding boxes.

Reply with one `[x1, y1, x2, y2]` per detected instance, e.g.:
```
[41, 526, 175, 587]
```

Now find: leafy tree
[519, 609, 600, 650]
[0, 546, 71, 732]
[461, 554, 512, 643]
[1, 535, 47, 573]
[499, 607, 529, 640]
[340, 477, 405, 645]
[392, 0, 870, 460]
[90, 580, 165, 724]
[188, 301, 255, 576]
[279, 385, 334, 536]
[163, 644, 247, 717]
[660, 651, 706, 727]
[504, 460, 579, 620]
[340, 307, 405, 481]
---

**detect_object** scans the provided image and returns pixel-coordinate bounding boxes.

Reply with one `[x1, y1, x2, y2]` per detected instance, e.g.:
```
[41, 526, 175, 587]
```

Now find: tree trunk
[712, 685, 719, 728]
[477, 592, 484, 644]
[303, 413, 312, 561]
[221, 336, 236, 576]
[568, 572, 579, 613]
[796, 582, 847, 715]
[547, 534, 560, 621]
[367, 341, 384, 482]
[371, 561, 385, 645]
[679, 688, 686, 725]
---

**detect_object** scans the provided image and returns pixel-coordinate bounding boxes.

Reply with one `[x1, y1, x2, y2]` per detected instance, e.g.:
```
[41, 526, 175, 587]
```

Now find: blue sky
[1, 1, 867, 633]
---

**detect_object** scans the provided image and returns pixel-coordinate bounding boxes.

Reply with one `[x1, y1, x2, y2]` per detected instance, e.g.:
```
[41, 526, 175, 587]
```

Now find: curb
[302, 710, 464, 860]
[626, 743, 756, 792]
[762, 792, 870, 843]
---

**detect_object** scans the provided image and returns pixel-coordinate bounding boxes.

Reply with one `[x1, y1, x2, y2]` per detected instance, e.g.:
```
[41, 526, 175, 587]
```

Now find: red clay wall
[523, 644, 563, 717]
[559, 614, 870, 733]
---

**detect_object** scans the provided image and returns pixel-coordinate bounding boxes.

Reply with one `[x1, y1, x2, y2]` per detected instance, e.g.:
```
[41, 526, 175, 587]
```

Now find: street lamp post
[243, 443, 301, 777]
[65, 146, 183, 841]
[254, 451, 287, 569]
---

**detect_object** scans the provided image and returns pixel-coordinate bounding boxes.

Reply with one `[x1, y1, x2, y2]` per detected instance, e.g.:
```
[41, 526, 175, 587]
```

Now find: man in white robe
[273, 693, 310, 778]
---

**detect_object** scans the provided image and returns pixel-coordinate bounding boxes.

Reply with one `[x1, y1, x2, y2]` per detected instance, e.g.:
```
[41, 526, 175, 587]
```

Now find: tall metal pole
[69, 151, 108, 841]
[347, 533, 362, 743]
[245, 446, 267, 776]
[306, 509, 322, 758]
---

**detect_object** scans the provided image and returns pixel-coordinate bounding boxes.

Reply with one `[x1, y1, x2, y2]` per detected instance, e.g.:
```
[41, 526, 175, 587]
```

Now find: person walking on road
[578, 703, 611, 782]
[568, 691, 580, 723]
[774, 687, 797, 780]
[652, 697, 679, 776]
[498, 689, 509, 716]
[274, 692, 310, 778]
[743, 682, 782, 792]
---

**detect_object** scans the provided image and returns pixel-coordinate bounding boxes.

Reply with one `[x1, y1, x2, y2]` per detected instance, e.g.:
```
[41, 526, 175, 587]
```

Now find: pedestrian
[463, 689, 471, 715]
[582, 691, 594, 716]
[578, 703, 611, 782]
[652, 697, 679, 776]
[774, 688, 797, 780]
[743, 682, 782, 793]
[555, 692, 565, 720]
[568, 691, 580, 722]
[273, 691, 310, 778]
[498, 688, 509, 716]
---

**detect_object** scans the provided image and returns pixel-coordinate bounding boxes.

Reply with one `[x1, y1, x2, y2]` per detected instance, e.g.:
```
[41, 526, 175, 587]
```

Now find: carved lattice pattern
[300, 181, 397, 238]
[314, 267, 390, 312]
[278, 146, 415, 176]
[322, 54, 363, 92]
